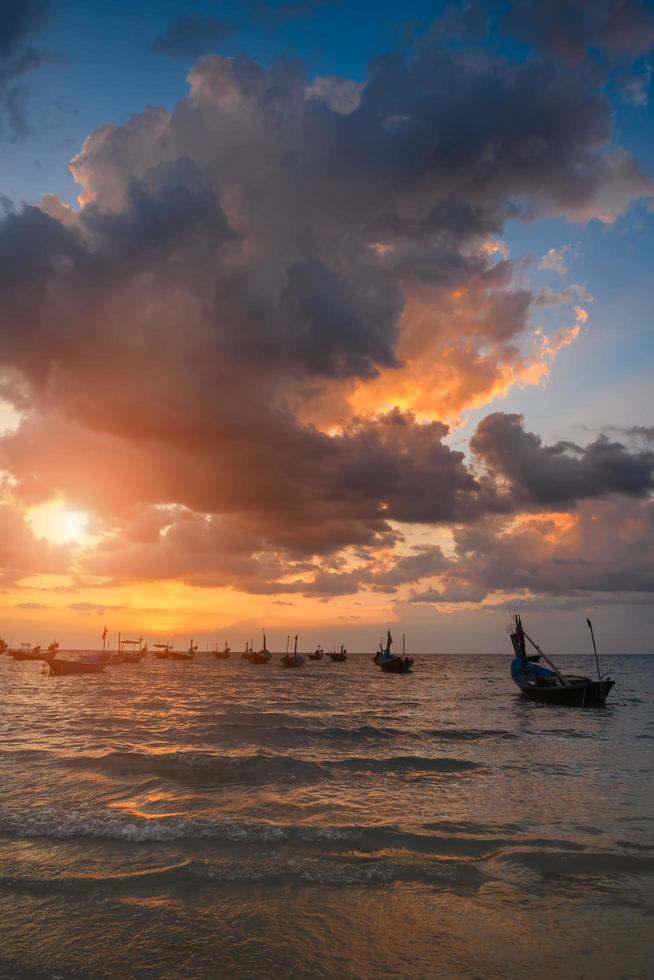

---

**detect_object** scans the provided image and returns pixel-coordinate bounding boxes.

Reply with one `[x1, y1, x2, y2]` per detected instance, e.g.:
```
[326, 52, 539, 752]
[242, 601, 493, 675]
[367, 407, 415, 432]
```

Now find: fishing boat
[47, 651, 107, 676]
[172, 642, 197, 661]
[309, 645, 323, 660]
[153, 643, 173, 659]
[330, 644, 348, 662]
[373, 631, 414, 674]
[281, 634, 305, 668]
[246, 631, 272, 664]
[241, 641, 252, 660]
[113, 636, 146, 664]
[214, 642, 231, 660]
[10, 643, 49, 662]
[509, 615, 614, 707]
[0, 638, 9, 655]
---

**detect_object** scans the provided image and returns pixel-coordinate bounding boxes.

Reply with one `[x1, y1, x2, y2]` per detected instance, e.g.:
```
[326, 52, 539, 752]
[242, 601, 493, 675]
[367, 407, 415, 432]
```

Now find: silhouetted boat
[0, 638, 8, 655]
[47, 651, 106, 676]
[246, 631, 272, 664]
[281, 634, 305, 668]
[112, 635, 146, 664]
[373, 631, 414, 673]
[309, 646, 323, 660]
[10, 643, 49, 662]
[509, 615, 614, 706]
[330, 645, 348, 662]
[214, 642, 231, 659]
[154, 643, 173, 659]
[173, 642, 197, 661]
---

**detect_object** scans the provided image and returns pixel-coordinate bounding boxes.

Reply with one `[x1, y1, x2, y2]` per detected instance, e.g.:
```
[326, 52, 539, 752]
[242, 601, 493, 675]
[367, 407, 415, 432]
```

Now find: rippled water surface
[1, 652, 652, 979]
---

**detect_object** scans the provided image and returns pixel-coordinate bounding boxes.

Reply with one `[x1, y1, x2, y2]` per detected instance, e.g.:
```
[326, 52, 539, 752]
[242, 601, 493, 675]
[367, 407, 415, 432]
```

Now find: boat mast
[586, 618, 602, 684]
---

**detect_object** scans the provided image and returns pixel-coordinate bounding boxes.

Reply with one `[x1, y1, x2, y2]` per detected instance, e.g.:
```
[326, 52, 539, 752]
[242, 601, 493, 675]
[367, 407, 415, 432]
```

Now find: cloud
[16, 600, 49, 609]
[67, 601, 128, 615]
[471, 413, 654, 507]
[538, 244, 574, 276]
[0, 0, 52, 140]
[151, 17, 238, 60]
[0, 14, 652, 604]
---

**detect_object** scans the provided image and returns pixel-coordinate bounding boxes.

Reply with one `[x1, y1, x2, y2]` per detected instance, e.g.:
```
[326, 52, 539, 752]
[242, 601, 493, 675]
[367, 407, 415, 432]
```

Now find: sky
[0, 0, 653, 653]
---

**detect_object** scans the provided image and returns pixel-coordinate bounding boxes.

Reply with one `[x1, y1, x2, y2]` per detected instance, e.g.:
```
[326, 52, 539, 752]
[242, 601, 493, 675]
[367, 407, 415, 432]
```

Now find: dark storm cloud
[0, 0, 52, 139]
[0, 6, 652, 596]
[471, 413, 654, 506]
[152, 17, 238, 60]
[496, 0, 654, 62]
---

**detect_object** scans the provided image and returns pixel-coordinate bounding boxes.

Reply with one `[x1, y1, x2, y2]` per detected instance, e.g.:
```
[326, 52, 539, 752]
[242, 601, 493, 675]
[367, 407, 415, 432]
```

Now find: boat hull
[214, 652, 230, 659]
[48, 658, 106, 676]
[330, 654, 347, 662]
[172, 652, 195, 661]
[10, 651, 49, 662]
[514, 678, 614, 706]
[378, 656, 414, 674]
[246, 653, 271, 664]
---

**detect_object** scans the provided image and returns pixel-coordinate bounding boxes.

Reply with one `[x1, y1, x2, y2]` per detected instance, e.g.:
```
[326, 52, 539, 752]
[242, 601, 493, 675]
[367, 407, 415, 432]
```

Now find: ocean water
[0, 652, 652, 980]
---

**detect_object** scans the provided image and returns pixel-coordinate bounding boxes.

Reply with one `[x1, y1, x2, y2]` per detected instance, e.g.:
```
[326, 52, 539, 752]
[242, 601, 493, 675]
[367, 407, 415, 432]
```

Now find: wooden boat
[246, 631, 272, 664]
[47, 653, 106, 676]
[10, 643, 50, 662]
[281, 634, 305, 668]
[309, 646, 323, 660]
[153, 643, 173, 659]
[214, 642, 231, 660]
[0, 638, 9, 655]
[113, 635, 146, 664]
[173, 642, 197, 661]
[509, 615, 614, 707]
[330, 645, 348, 662]
[373, 631, 414, 674]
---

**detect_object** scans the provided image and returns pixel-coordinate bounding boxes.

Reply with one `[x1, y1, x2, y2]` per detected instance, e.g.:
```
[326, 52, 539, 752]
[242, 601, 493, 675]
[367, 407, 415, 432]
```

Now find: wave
[60, 750, 481, 785]
[422, 728, 517, 742]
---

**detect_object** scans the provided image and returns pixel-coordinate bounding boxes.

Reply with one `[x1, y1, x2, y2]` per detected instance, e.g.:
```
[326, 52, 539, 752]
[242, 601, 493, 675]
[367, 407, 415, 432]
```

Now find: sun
[27, 499, 92, 545]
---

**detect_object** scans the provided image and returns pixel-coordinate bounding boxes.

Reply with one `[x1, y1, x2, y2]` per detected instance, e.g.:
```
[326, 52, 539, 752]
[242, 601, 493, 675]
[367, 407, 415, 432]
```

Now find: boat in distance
[172, 643, 197, 661]
[281, 635, 305, 668]
[373, 631, 414, 674]
[309, 646, 324, 660]
[153, 643, 173, 659]
[246, 631, 272, 664]
[330, 645, 348, 662]
[509, 615, 614, 706]
[9, 642, 51, 662]
[214, 643, 231, 659]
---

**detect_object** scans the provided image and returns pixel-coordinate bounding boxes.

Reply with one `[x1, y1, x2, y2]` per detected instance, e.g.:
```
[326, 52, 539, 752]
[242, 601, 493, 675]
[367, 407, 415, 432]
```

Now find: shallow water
[0, 652, 652, 979]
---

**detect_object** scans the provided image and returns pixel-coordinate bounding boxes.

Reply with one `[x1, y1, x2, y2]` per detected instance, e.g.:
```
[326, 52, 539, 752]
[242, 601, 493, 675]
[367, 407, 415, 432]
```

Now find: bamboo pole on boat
[586, 618, 602, 684]
[521, 628, 568, 685]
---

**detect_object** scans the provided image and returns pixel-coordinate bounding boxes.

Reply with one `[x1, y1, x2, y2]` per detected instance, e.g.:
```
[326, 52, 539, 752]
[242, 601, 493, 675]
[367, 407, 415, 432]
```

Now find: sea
[0, 651, 652, 980]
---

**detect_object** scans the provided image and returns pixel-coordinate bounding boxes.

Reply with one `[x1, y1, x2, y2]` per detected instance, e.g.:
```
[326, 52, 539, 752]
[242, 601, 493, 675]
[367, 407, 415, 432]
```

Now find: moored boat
[153, 643, 173, 659]
[373, 631, 414, 674]
[46, 644, 107, 676]
[173, 642, 197, 661]
[330, 644, 348, 662]
[509, 615, 614, 707]
[0, 638, 9, 655]
[112, 635, 146, 664]
[214, 642, 231, 659]
[246, 631, 272, 664]
[10, 643, 50, 662]
[309, 645, 323, 660]
[281, 634, 305, 668]
[47, 654, 107, 676]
